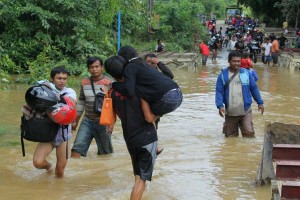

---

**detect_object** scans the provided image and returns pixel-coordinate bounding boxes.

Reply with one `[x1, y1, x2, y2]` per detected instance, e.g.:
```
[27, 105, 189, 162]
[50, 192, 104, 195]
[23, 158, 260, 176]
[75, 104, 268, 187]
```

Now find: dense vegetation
[237, 0, 300, 28]
[0, 0, 231, 83]
[0, 0, 298, 84]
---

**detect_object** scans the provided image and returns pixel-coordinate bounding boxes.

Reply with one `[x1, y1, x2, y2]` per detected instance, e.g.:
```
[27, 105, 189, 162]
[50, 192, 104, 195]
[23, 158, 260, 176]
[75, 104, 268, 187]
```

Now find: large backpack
[20, 112, 60, 156]
[208, 36, 216, 48]
[21, 84, 69, 158]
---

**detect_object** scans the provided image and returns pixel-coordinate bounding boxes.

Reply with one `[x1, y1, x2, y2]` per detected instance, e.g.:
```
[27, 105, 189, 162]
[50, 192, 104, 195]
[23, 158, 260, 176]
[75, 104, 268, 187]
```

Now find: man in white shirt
[263, 37, 272, 65]
[228, 35, 237, 51]
[32, 67, 76, 178]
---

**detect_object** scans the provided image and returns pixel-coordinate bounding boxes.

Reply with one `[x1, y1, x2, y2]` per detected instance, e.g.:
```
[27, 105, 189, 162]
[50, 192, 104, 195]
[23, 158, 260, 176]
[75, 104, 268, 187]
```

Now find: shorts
[202, 55, 208, 65]
[151, 88, 183, 116]
[223, 110, 255, 137]
[264, 55, 272, 62]
[71, 117, 113, 156]
[261, 54, 265, 62]
[271, 52, 278, 64]
[53, 125, 72, 148]
[128, 141, 157, 181]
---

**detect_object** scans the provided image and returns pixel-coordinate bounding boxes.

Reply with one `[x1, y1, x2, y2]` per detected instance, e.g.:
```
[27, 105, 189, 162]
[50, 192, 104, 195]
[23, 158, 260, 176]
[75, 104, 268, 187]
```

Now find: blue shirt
[215, 67, 264, 112]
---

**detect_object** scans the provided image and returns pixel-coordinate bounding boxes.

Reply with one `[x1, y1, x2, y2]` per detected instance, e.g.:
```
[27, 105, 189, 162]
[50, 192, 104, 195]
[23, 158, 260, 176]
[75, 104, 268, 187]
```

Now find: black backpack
[21, 114, 59, 143]
[208, 37, 216, 48]
[20, 112, 70, 159]
[20, 85, 68, 158]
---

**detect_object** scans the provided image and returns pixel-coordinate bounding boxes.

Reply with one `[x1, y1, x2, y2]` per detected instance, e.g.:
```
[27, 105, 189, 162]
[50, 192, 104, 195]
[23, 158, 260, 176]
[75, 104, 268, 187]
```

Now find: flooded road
[0, 49, 300, 200]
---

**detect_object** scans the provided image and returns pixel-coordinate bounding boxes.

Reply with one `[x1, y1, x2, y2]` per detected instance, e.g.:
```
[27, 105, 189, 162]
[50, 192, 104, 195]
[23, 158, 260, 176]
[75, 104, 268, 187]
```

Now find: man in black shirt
[104, 55, 158, 200]
[210, 34, 221, 62]
[234, 35, 246, 53]
[278, 33, 288, 50]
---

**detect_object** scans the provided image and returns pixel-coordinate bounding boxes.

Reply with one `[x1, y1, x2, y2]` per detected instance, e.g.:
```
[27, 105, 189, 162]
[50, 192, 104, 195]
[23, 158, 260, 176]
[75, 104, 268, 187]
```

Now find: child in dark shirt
[112, 45, 183, 117]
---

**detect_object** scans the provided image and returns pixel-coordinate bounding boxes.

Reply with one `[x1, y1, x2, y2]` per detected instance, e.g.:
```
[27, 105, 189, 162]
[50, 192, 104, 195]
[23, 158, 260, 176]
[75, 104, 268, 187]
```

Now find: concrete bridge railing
[278, 51, 300, 70]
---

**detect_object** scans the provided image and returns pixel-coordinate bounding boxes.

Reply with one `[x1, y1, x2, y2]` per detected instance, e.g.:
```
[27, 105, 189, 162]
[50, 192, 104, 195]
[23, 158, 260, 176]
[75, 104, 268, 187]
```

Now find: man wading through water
[104, 55, 158, 200]
[215, 51, 264, 137]
[23, 67, 77, 177]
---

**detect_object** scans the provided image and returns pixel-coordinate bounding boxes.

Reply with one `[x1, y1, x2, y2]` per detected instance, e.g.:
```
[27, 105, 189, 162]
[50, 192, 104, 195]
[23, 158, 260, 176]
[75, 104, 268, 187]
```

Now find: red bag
[99, 90, 116, 126]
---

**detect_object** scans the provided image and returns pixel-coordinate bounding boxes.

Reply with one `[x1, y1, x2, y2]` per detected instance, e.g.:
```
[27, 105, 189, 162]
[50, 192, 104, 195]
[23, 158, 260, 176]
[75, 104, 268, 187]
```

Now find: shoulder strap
[21, 116, 26, 157]
[61, 125, 69, 159]
[89, 77, 96, 95]
[224, 70, 239, 90]
[65, 125, 68, 159]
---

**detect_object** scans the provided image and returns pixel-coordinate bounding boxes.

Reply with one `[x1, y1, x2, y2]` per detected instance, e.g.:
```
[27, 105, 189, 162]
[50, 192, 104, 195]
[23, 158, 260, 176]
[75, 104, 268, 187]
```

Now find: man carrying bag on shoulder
[215, 51, 264, 138]
[71, 57, 114, 158]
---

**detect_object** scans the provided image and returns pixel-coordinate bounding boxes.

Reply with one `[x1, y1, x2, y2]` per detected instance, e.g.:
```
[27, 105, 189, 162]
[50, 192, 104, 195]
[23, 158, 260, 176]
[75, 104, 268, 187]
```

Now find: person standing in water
[215, 51, 264, 137]
[104, 55, 158, 200]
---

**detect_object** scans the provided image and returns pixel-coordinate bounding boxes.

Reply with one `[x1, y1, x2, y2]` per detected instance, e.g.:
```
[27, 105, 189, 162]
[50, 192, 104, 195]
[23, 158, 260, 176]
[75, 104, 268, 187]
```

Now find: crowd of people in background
[199, 13, 300, 68]
[19, 10, 300, 199]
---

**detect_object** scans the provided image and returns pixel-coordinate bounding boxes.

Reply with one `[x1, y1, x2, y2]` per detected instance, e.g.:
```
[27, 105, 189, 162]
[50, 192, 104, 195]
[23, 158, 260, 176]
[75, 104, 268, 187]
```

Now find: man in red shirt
[199, 40, 210, 66]
[232, 16, 237, 26]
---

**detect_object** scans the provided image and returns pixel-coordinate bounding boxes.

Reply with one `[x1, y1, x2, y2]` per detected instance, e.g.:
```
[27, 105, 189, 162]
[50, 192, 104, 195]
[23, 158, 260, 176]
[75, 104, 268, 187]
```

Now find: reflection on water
[0, 51, 299, 199]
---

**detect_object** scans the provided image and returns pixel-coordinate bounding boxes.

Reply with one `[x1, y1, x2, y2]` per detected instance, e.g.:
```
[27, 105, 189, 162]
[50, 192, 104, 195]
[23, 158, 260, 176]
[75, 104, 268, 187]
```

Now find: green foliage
[27, 45, 63, 82]
[0, 72, 11, 90]
[0, 0, 243, 82]
[274, 0, 300, 27]
[152, 0, 215, 51]
[0, 0, 119, 80]
[0, 54, 20, 74]
[236, 0, 299, 26]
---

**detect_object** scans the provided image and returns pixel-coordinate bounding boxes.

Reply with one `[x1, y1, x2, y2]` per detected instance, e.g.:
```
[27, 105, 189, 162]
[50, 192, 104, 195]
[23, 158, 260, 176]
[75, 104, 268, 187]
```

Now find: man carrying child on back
[114, 45, 183, 117]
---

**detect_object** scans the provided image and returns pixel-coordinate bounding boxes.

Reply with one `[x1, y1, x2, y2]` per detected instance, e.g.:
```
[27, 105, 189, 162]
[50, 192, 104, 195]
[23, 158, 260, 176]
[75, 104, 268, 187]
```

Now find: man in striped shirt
[71, 57, 114, 158]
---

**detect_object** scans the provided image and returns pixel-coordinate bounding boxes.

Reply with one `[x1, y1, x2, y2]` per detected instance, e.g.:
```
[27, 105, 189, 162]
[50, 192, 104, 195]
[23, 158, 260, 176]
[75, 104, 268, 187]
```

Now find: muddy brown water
[0, 50, 299, 200]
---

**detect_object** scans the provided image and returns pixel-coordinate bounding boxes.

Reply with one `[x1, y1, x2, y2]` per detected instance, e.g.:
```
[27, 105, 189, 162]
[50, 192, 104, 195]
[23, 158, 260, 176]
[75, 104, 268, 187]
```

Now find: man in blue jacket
[215, 51, 264, 137]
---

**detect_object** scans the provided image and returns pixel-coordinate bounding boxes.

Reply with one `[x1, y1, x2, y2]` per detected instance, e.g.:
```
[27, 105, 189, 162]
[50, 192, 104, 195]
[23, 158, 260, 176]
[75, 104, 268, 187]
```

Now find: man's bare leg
[130, 175, 146, 200]
[33, 143, 53, 172]
[55, 141, 69, 178]
[71, 151, 81, 158]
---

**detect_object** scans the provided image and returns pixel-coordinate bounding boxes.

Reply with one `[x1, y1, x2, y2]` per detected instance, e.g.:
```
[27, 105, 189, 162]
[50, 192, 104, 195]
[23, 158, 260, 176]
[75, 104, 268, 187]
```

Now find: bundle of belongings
[21, 81, 76, 158]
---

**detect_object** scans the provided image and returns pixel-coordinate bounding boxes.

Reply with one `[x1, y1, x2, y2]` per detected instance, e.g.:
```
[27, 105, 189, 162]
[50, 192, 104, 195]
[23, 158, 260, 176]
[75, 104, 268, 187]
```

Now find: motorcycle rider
[228, 35, 237, 51]
[234, 35, 246, 53]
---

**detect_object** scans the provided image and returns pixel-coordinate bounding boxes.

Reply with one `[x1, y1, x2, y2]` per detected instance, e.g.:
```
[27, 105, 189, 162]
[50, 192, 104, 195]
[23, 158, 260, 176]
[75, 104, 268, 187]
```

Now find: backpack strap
[61, 125, 69, 159]
[21, 116, 26, 157]
[65, 126, 69, 160]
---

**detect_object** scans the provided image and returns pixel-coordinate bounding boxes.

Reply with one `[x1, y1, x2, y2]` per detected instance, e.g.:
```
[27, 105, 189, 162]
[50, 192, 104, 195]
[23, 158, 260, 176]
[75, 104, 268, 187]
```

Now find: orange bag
[99, 89, 116, 126]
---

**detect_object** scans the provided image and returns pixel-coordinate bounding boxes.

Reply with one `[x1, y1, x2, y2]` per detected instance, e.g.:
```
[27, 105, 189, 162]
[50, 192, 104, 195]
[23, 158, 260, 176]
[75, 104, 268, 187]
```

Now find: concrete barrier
[278, 51, 300, 70]
[255, 122, 300, 185]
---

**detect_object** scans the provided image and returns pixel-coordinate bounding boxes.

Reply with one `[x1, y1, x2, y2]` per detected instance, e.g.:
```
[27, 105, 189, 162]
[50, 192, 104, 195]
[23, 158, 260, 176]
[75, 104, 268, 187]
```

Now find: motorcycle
[248, 39, 260, 63]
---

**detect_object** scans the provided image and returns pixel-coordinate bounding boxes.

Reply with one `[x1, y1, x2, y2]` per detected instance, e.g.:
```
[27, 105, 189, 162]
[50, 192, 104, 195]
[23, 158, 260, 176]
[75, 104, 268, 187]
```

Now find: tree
[0, 0, 119, 77]
[274, 0, 300, 28]
[0, 0, 234, 81]
[152, 0, 227, 51]
[237, 0, 282, 26]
